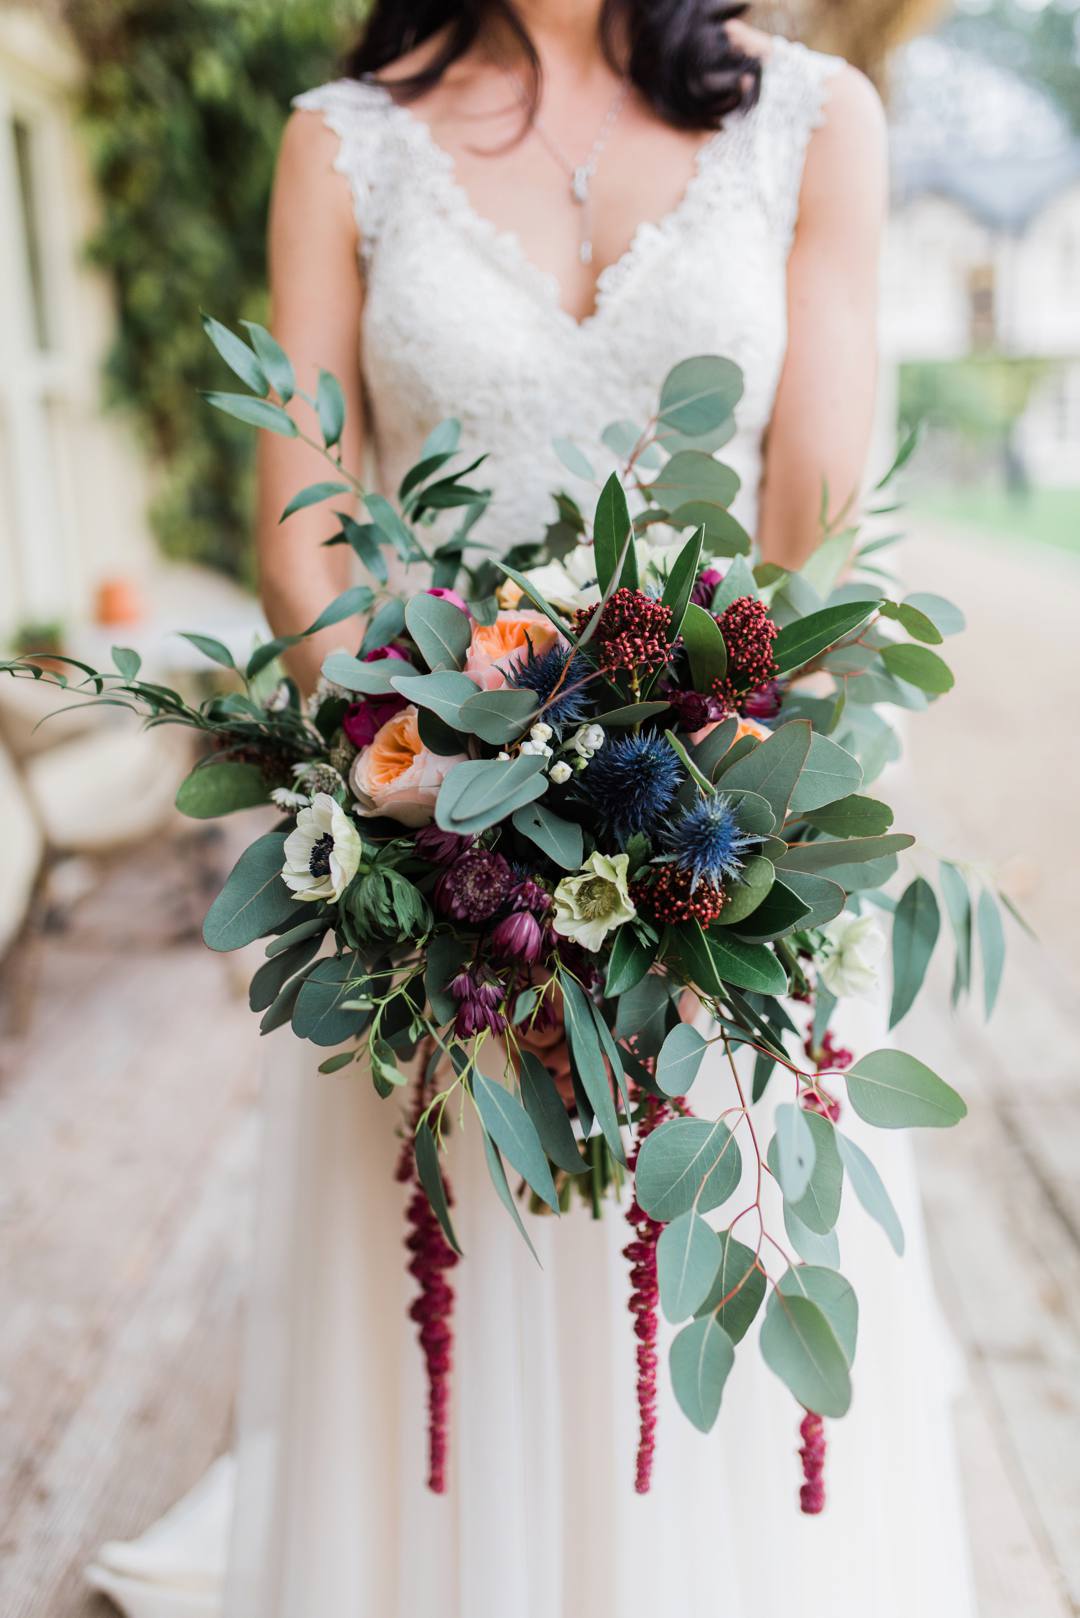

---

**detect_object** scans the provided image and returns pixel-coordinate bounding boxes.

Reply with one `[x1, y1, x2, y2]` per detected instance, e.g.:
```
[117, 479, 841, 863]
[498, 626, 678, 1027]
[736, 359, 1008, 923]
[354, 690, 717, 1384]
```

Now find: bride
[88, 3, 979, 1615]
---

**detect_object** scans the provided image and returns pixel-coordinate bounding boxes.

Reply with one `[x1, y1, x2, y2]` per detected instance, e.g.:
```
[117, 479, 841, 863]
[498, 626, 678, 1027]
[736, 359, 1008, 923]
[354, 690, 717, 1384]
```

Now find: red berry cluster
[623, 1092, 671, 1494]
[798, 1410, 827, 1514]
[712, 596, 779, 713]
[631, 863, 727, 929]
[397, 1077, 458, 1493]
[573, 588, 677, 675]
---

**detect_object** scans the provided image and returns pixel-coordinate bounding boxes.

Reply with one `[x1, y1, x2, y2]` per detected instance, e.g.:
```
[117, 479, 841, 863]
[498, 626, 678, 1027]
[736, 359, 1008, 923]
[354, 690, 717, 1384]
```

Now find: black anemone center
[308, 831, 335, 878]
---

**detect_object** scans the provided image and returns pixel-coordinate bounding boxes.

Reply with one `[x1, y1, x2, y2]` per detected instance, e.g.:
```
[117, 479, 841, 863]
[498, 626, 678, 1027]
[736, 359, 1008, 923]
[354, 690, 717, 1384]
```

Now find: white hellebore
[282, 792, 362, 903]
[819, 911, 888, 999]
[552, 851, 636, 953]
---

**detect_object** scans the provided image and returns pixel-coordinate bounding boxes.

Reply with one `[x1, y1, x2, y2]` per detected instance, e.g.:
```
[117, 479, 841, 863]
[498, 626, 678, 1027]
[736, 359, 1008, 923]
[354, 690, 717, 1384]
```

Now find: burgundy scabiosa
[662, 794, 758, 891]
[573, 588, 677, 676]
[712, 596, 779, 713]
[584, 732, 683, 842]
[798, 1411, 827, 1514]
[435, 848, 512, 923]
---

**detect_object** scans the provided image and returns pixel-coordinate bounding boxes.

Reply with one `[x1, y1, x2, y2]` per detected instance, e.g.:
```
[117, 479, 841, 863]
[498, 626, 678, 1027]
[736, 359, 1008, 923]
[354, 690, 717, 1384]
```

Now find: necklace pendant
[570, 165, 591, 206]
[579, 238, 594, 266]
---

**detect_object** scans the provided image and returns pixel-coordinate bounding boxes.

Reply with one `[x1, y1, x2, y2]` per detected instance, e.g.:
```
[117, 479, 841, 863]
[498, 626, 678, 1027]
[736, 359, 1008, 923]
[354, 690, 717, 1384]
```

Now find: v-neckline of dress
[364, 45, 781, 333]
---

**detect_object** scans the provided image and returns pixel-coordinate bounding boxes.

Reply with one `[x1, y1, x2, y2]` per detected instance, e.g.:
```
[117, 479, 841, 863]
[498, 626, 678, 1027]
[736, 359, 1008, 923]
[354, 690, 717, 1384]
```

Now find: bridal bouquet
[3, 318, 1017, 1509]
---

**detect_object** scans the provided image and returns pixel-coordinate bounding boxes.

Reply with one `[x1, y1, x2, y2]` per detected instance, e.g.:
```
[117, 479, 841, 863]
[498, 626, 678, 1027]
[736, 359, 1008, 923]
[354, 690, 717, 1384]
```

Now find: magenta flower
[341, 645, 410, 748]
[427, 587, 471, 617]
[743, 679, 783, 721]
[491, 909, 544, 964]
[690, 565, 725, 608]
[449, 965, 508, 1038]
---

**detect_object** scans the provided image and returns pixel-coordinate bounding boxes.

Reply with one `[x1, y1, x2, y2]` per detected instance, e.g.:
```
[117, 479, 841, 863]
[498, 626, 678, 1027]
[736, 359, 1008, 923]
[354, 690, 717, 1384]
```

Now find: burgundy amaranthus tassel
[623, 1093, 671, 1493]
[397, 1078, 458, 1493]
[798, 1410, 827, 1514]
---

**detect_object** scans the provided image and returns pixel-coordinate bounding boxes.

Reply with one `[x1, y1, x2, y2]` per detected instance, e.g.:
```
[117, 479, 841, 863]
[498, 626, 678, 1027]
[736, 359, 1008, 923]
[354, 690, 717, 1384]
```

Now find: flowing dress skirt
[224, 989, 978, 1618]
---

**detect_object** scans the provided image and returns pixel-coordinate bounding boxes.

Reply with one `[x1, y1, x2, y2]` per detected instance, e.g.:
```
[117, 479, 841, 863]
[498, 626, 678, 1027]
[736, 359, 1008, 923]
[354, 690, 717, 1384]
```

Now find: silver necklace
[502, 68, 632, 266]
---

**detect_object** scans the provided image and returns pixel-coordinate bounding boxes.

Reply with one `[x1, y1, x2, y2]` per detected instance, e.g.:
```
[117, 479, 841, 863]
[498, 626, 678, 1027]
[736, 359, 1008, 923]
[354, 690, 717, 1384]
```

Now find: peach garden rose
[349, 705, 465, 828]
[463, 609, 563, 692]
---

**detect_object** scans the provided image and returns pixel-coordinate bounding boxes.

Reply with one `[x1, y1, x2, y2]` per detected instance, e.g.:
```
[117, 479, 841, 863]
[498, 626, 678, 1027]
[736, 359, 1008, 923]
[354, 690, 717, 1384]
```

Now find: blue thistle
[586, 733, 683, 843]
[662, 794, 758, 890]
[508, 643, 590, 728]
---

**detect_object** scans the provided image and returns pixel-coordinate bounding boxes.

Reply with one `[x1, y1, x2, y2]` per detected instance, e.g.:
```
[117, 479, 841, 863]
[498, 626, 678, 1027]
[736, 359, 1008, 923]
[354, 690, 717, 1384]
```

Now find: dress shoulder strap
[291, 78, 395, 264]
[753, 36, 846, 253]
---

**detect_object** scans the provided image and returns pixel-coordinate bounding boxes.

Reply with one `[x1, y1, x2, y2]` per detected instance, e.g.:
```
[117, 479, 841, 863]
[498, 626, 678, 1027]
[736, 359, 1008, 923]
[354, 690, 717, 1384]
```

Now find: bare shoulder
[802, 61, 888, 220]
[274, 104, 357, 237]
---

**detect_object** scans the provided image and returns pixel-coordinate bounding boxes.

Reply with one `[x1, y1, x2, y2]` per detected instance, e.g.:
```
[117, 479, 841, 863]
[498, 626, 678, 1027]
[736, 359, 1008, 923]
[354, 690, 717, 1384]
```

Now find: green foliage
[66, 0, 364, 579]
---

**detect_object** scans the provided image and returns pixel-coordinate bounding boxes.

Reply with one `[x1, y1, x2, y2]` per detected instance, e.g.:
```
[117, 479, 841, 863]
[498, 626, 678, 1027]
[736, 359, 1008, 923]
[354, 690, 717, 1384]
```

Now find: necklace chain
[501, 67, 632, 266]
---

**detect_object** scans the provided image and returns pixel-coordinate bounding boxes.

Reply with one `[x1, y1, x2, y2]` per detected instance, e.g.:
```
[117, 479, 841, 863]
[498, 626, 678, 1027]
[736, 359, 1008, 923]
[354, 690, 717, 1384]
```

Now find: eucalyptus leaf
[657, 1211, 724, 1322]
[459, 686, 539, 742]
[635, 1117, 742, 1222]
[759, 1292, 852, 1417]
[511, 802, 584, 870]
[695, 1228, 766, 1343]
[777, 1265, 859, 1364]
[390, 670, 478, 724]
[604, 926, 656, 998]
[768, 1109, 842, 1234]
[977, 887, 1006, 1018]
[835, 1134, 905, 1255]
[772, 1102, 817, 1203]
[519, 1050, 588, 1176]
[719, 721, 812, 825]
[405, 593, 472, 671]
[561, 972, 626, 1164]
[657, 355, 743, 437]
[804, 795, 892, 837]
[890, 877, 941, 1028]
[772, 602, 878, 675]
[473, 1073, 559, 1211]
[787, 734, 864, 815]
[669, 1315, 735, 1432]
[880, 643, 954, 694]
[415, 1122, 463, 1255]
[845, 1049, 967, 1129]
[176, 761, 269, 818]
[656, 1023, 709, 1098]
[202, 832, 294, 951]
[437, 755, 548, 833]
[482, 1134, 540, 1263]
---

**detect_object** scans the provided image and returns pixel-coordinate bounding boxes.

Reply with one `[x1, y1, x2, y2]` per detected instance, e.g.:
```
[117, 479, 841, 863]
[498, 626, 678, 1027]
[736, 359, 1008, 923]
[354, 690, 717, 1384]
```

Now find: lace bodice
[294, 36, 842, 564]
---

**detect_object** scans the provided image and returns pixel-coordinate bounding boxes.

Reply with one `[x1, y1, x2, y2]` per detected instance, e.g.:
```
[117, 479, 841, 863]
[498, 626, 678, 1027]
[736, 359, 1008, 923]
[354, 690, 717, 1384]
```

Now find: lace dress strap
[291, 78, 396, 267]
[753, 37, 845, 254]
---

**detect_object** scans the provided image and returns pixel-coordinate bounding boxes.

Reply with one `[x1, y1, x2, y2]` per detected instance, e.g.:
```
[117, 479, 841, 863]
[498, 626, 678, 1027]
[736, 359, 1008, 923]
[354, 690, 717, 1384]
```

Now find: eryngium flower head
[662, 794, 758, 890]
[585, 732, 683, 842]
[507, 643, 591, 728]
[435, 848, 512, 923]
[573, 587, 677, 675]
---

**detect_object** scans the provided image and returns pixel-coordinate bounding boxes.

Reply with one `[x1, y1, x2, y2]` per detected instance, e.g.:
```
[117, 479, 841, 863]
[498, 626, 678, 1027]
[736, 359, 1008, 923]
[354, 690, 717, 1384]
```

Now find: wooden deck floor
[1, 525, 1077, 1617]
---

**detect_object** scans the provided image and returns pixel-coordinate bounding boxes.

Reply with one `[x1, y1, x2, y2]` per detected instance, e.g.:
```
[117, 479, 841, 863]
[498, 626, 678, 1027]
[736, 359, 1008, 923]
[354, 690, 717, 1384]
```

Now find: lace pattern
[291, 37, 843, 571]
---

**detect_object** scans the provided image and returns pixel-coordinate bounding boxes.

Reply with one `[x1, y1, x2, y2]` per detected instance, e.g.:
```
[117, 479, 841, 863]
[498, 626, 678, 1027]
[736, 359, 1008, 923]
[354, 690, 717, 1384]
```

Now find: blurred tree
[779, 0, 947, 79]
[64, 0, 365, 581]
[942, 0, 1080, 132]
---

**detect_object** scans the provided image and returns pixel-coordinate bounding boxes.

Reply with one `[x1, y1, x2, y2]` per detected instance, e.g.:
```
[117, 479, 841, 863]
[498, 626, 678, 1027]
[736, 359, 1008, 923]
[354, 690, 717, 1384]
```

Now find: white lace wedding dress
[88, 36, 979, 1618]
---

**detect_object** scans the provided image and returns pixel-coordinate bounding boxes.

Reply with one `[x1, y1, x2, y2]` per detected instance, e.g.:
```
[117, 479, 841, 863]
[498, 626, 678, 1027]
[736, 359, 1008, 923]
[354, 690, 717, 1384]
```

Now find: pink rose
[463, 610, 562, 693]
[426, 587, 471, 616]
[349, 705, 465, 828]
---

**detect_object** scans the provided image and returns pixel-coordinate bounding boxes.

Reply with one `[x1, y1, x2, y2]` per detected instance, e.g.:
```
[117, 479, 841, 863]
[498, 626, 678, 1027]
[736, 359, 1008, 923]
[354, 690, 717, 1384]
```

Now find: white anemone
[282, 792, 362, 902]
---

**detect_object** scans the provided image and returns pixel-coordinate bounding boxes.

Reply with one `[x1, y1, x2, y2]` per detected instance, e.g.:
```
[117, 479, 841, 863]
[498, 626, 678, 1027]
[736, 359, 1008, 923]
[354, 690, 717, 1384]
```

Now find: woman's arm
[757, 66, 889, 570]
[258, 111, 367, 693]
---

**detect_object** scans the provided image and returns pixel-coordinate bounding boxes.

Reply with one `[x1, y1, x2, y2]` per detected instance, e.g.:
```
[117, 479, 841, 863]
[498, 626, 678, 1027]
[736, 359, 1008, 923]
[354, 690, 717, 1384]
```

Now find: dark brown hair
[346, 1, 762, 132]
